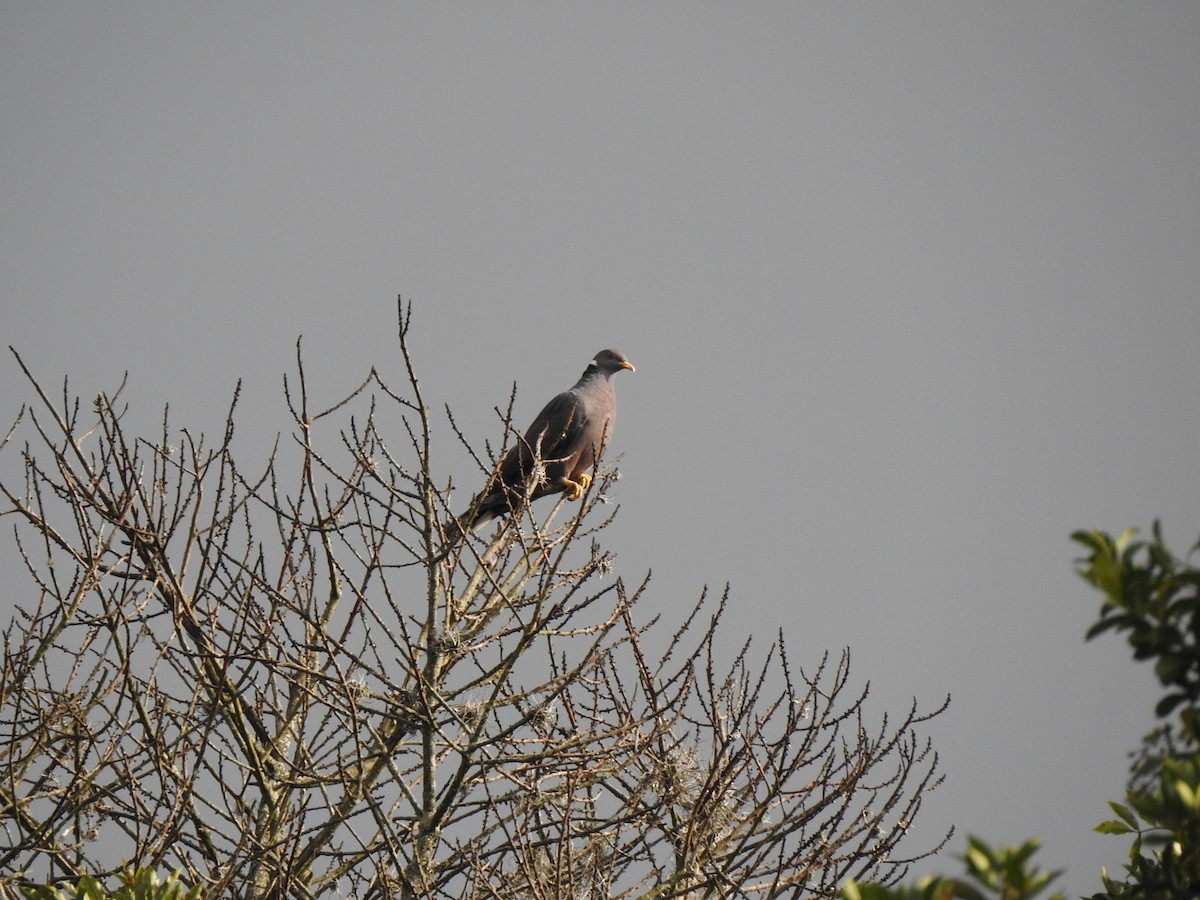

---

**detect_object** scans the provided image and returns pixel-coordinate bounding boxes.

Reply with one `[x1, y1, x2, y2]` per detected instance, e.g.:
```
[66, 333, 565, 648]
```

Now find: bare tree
[0, 302, 950, 898]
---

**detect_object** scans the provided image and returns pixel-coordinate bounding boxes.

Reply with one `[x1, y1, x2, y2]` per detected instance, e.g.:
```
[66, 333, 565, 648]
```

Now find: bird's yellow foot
[563, 473, 592, 501]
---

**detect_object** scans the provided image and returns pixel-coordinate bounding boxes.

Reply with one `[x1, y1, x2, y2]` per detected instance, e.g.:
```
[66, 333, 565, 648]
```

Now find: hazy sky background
[4, 4, 1200, 895]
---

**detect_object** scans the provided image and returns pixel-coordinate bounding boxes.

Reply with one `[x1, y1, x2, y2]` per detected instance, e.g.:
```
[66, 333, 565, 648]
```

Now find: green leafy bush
[19, 867, 201, 900]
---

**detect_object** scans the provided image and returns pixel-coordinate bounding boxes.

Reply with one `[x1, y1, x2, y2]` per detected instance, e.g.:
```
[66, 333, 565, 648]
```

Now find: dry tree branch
[0, 307, 948, 898]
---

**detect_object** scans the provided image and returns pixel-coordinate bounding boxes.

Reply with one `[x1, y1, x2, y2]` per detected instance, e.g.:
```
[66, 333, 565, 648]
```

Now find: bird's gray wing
[521, 390, 589, 463]
[480, 391, 585, 488]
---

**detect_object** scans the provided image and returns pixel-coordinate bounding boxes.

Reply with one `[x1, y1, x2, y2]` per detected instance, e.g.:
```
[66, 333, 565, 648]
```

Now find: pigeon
[451, 348, 635, 540]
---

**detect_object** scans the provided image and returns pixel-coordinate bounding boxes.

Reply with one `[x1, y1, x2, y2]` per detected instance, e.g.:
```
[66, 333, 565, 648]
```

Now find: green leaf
[964, 844, 992, 877]
[1115, 527, 1140, 553]
[1156, 692, 1188, 717]
[1095, 818, 1133, 835]
[1155, 653, 1188, 685]
[1108, 800, 1138, 828]
[1085, 617, 1126, 640]
[1173, 778, 1199, 809]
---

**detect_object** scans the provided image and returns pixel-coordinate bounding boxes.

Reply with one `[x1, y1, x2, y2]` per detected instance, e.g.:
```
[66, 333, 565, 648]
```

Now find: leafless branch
[0, 303, 949, 898]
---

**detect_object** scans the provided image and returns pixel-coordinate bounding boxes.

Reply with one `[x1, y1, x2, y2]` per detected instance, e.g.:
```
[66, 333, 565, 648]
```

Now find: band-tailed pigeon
[455, 348, 635, 537]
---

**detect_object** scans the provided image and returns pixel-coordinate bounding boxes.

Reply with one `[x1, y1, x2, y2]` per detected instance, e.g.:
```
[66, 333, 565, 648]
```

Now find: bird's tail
[436, 503, 500, 562]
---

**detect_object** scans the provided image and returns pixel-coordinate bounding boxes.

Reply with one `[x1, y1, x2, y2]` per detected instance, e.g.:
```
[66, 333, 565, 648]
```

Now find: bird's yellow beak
[620, 360, 636, 372]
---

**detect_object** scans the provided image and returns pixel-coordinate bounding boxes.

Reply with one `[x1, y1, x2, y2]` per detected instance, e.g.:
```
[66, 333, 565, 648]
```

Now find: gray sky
[4, 4, 1199, 894]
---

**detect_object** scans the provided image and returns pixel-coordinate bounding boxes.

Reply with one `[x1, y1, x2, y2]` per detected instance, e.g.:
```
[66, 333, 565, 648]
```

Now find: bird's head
[590, 349, 635, 376]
